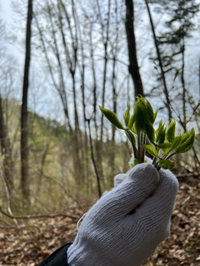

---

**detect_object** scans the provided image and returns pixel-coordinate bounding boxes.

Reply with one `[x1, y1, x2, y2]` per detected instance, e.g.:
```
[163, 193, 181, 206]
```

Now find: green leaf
[130, 124, 136, 134]
[180, 132, 189, 144]
[134, 96, 155, 136]
[154, 65, 158, 71]
[171, 135, 183, 150]
[129, 158, 143, 168]
[133, 158, 143, 167]
[156, 120, 166, 144]
[124, 109, 130, 126]
[145, 98, 154, 124]
[154, 108, 158, 122]
[124, 102, 130, 126]
[144, 120, 155, 143]
[133, 95, 155, 142]
[125, 130, 136, 145]
[163, 148, 172, 158]
[159, 159, 175, 170]
[157, 143, 172, 149]
[134, 97, 147, 132]
[163, 135, 182, 156]
[165, 121, 176, 143]
[176, 128, 195, 153]
[99, 106, 124, 130]
[128, 113, 136, 129]
[143, 144, 159, 157]
[173, 68, 182, 82]
[153, 62, 158, 72]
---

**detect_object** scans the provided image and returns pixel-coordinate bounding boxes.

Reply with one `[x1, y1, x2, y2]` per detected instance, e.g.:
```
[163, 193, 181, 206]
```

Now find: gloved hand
[67, 163, 178, 266]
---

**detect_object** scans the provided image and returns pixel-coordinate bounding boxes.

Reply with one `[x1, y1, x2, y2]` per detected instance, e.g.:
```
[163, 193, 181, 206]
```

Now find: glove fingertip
[159, 168, 179, 195]
[129, 163, 160, 185]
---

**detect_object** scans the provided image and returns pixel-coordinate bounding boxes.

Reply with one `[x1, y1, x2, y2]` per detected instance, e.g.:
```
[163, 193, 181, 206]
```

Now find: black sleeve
[36, 243, 72, 266]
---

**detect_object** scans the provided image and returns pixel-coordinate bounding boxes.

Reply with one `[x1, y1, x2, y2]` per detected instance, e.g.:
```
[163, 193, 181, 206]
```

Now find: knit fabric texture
[67, 163, 178, 266]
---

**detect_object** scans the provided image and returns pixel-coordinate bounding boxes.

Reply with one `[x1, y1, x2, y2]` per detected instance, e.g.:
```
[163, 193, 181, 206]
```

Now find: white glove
[67, 163, 178, 266]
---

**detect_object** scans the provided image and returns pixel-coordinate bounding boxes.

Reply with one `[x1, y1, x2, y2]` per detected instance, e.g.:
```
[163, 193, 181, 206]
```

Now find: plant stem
[141, 133, 146, 162]
[126, 130, 137, 158]
[138, 132, 141, 161]
[152, 157, 157, 165]
[157, 166, 161, 171]
[155, 161, 159, 169]
[165, 151, 176, 160]
[152, 157, 161, 171]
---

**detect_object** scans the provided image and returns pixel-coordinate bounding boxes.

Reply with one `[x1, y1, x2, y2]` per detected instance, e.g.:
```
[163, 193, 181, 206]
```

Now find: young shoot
[99, 95, 195, 171]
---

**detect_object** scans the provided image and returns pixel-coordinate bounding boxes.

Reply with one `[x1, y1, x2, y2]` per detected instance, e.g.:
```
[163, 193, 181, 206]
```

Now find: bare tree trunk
[99, 0, 111, 141]
[125, 0, 144, 98]
[199, 58, 200, 98]
[21, 0, 33, 203]
[109, 0, 119, 181]
[71, 0, 79, 133]
[181, 40, 186, 131]
[111, 0, 119, 145]
[144, 0, 172, 121]
[89, 21, 101, 191]
[87, 118, 102, 198]
[96, 0, 111, 182]
[112, 57, 117, 143]
[108, 55, 117, 182]
[70, 0, 84, 186]
[89, 21, 99, 187]
[37, 140, 51, 194]
[89, 23, 98, 138]
[0, 96, 14, 194]
[77, 16, 89, 181]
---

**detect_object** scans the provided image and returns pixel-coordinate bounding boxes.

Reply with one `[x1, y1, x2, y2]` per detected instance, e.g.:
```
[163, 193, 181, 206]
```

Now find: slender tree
[98, 0, 111, 140]
[0, 96, 14, 194]
[108, 0, 120, 180]
[125, 0, 144, 98]
[89, 22, 98, 138]
[76, 7, 90, 181]
[95, 0, 111, 181]
[144, 0, 172, 121]
[21, 0, 33, 203]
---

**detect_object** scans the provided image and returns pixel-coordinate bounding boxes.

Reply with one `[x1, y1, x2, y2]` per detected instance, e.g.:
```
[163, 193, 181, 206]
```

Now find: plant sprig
[99, 95, 195, 171]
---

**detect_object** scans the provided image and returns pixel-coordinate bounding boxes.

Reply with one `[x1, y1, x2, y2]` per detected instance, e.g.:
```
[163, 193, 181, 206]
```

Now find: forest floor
[0, 173, 200, 266]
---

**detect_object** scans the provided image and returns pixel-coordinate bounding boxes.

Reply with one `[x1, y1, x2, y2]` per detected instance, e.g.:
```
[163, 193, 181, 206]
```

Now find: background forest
[0, 0, 200, 264]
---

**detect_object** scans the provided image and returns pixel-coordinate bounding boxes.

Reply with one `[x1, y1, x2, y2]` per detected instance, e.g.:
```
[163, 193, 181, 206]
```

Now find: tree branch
[0, 206, 79, 220]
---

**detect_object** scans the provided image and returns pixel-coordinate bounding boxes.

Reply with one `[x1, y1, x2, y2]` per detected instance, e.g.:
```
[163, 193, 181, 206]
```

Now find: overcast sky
[1, 0, 12, 23]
